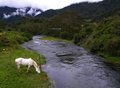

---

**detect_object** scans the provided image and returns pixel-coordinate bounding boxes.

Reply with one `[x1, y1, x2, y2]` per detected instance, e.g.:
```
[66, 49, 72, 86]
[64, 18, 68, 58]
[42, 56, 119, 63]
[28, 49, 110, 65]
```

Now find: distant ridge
[38, 0, 120, 20]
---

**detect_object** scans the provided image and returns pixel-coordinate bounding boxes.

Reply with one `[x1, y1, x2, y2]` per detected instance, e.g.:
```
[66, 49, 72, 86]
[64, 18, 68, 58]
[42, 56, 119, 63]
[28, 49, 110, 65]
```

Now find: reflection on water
[22, 36, 120, 88]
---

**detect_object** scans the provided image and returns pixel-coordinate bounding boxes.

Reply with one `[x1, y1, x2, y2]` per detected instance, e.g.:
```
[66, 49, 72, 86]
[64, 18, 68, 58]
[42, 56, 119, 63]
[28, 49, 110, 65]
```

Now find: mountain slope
[38, 0, 120, 20]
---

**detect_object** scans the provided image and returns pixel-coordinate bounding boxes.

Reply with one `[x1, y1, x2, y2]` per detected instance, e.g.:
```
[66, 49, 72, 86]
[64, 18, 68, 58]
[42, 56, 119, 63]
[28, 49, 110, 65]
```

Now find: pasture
[0, 47, 50, 88]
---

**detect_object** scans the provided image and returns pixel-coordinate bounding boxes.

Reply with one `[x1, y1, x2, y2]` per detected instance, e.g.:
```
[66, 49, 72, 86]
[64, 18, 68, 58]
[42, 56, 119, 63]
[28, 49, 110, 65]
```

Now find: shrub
[60, 31, 72, 40]
[104, 37, 120, 56]
[73, 33, 82, 44]
[0, 31, 30, 47]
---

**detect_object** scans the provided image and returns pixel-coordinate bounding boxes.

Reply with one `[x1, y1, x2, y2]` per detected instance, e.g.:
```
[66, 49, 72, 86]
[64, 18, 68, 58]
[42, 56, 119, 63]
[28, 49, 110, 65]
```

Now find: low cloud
[0, 0, 103, 10]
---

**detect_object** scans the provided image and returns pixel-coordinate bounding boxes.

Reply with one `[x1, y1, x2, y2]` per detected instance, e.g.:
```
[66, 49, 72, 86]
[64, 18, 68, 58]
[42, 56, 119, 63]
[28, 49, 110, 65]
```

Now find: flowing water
[22, 36, 120, 88]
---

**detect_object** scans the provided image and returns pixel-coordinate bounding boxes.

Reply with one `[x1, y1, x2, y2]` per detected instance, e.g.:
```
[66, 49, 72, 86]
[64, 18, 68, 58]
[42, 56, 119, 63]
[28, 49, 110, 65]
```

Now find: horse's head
[36, 67, 40, 74]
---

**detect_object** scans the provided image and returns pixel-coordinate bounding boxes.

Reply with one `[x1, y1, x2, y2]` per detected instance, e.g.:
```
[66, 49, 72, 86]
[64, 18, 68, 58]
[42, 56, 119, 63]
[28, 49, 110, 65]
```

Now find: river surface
[22, 36, 120, 88]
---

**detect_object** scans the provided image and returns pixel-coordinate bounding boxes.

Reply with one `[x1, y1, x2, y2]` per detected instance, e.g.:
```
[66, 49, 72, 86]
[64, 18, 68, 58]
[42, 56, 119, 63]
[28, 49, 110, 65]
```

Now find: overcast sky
[0, 0, 103, 11]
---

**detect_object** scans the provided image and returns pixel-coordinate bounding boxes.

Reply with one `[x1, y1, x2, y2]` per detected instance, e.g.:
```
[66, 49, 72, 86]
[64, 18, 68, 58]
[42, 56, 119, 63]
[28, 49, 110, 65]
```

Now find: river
[22, 36, 120, 88]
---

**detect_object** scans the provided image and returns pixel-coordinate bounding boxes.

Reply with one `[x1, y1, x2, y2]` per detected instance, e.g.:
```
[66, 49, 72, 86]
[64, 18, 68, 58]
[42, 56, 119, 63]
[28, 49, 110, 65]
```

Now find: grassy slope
[97, 52, 120, 67]
[0, 47, 50, 88]
[0, 31, 50, 88]
[40, 36, 73, 43]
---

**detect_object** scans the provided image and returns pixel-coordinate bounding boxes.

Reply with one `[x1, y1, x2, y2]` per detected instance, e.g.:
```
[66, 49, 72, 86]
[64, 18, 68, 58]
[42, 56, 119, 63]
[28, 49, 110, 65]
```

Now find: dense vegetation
[0, 31, 31, 47]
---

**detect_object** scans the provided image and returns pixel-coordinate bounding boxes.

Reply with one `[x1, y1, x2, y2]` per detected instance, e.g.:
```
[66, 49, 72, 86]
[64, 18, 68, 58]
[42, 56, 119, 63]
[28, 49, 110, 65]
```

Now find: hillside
[38, 0, 120, 20]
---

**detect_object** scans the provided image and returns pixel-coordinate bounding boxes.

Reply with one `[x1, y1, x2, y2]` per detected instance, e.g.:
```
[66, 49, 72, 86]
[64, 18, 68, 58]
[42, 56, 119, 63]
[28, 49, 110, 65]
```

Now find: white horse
[15, 57, 40, 74]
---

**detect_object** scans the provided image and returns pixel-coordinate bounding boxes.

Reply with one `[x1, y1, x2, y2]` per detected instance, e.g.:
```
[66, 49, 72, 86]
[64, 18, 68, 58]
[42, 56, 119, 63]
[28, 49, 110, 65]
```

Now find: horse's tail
[32, 60, 40, 74]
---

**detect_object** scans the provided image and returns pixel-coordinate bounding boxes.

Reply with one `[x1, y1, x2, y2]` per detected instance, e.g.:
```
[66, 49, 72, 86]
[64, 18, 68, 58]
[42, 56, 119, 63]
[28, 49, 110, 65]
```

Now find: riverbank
[0, 46, 50, 88]
[0, 31, 50, 88]
[97, 52, 120, 68]
[40, 36, 73, 43]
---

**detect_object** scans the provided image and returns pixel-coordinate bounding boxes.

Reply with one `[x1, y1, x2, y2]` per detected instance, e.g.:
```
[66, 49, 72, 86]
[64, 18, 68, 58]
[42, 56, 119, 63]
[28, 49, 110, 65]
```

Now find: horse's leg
[27, 65, 31, 72]
[16, 64, 20, 72]
[17, 64, 20, 70]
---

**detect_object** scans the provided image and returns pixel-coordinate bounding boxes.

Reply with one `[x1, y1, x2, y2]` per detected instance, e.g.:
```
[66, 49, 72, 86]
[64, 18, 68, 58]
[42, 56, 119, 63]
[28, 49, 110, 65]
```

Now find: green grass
[40, 36, 73, 43]
[0, 47, 50, 88]
[98, 52, 120, 67]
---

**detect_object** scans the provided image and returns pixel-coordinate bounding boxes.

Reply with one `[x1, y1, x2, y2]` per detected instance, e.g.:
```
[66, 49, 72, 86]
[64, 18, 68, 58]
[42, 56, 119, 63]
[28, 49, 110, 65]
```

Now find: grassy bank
[0, 31, 50, 88]
[97, 52, 120, 67]
[0, 47, 50, 88]
[40, 36, 73, 43]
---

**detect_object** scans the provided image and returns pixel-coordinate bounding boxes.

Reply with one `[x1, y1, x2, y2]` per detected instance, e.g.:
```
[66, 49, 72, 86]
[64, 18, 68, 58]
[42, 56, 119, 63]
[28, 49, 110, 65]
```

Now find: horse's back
[21, 58, 33, 65]
[15, 58, 33, 65]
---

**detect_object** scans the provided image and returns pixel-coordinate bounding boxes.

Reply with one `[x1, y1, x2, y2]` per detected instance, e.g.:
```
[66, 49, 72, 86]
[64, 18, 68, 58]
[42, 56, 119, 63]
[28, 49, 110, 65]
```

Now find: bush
[104, 37, 120, 56]
[60, 31, 72, 40]
[73, 33, 82, 44]
[0, 31, 30, 47]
